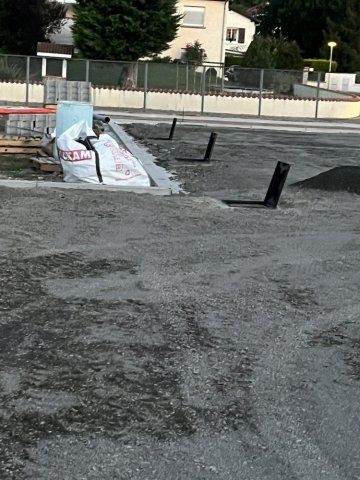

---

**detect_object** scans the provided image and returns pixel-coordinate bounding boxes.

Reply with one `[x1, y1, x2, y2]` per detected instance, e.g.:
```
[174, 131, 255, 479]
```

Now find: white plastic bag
[56, 120, 150, 186]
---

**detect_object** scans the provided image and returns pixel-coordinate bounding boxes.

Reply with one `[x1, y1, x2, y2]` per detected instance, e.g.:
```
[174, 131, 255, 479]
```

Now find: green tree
[241, 36, 303, 70]
[0, 0, 66, 55]
[324, 0, 360, 72]
[72, 0, 181, 61]
[259, 0, 327, 58]
[259, 0, 360, 71]
[230, 0, 264, 11]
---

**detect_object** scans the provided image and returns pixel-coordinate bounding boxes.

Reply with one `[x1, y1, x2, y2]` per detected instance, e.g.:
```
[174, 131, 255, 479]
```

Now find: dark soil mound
[292, 166, 360, 194]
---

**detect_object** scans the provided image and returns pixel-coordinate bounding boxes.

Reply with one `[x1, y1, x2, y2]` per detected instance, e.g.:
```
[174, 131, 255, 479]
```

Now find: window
[183, 6, 205, 27]
[226, 28, 238, 42]
[226, 28, 246, 44]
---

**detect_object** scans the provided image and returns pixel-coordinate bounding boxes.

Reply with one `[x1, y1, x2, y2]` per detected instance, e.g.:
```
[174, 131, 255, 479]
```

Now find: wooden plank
[0, 138, 42, 147]
[0, 147, 42, 154]
[31, 157, 63, 173]
[38, 163, 62, 173]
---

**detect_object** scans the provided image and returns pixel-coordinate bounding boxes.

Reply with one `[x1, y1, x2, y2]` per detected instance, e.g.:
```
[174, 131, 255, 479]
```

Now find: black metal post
[315, 71, 321, 119]
[168, 118, 177, 140]
[222, 161, 291, 209]
[143, 63, 148, 111]
[204, 132, 217, 161]
[258, 69, 264, 117]
[263, 161, 291, 208]
[25, 56, 30, 105]
[175, 131, 218, 162]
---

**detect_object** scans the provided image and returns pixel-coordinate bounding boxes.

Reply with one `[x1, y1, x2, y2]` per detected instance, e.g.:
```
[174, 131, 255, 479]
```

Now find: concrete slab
[0, 179, 172, 195]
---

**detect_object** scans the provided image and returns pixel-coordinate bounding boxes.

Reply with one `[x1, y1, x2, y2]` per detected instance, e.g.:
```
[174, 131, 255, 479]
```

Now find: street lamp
[328, 41, 337, 73]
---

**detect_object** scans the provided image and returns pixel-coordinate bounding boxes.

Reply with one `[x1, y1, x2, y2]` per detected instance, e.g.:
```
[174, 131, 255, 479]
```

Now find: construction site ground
[0, 122, 360, 479]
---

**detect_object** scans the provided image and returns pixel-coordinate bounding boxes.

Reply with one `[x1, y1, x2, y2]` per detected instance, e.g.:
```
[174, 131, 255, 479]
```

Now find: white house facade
[49, 0, 75, 45]
[161, 0, 229, 64]
[49, 0, 255, 64]
[225, 10, 255, 57]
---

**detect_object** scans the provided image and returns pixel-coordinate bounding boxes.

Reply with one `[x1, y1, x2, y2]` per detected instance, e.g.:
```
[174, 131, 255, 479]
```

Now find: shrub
[225, 55, 243, 68]
[184, 40, 206, 65]
[150, 55, 173, 63]
[0, 57, 22, 80]
[242, 37, 304, 70]
[304, 58, 337, 72]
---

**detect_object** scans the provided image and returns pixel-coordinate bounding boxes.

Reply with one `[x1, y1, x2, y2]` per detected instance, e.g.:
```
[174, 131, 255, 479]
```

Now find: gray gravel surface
[0, 125, 360, 479]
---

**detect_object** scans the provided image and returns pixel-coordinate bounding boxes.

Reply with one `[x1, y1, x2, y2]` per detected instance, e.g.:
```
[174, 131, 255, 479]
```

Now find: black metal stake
[222, 161, 291, 209]
[263, 161, 291, 208]
[203, 132, 217, 161]
[150, 117, 177, 140]
[168, 117, 177, 140]
[176, 131, 218, 162]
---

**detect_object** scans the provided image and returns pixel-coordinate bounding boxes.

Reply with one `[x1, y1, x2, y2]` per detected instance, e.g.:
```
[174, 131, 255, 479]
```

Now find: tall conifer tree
[72, 0, 181, 61]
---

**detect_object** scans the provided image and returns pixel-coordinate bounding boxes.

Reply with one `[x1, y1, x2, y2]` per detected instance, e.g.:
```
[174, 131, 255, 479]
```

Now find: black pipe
[93, 114, 111, 124]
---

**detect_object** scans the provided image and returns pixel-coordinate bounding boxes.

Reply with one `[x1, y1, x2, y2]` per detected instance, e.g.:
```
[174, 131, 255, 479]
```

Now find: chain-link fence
[0, 54, 226, 91]
[224, 66, 306, 96]
[0, 54, 328, 117]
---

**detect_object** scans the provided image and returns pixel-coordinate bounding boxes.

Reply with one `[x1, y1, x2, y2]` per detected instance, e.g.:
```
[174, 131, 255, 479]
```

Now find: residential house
[162, 0, 229, 64]
[225, 10, 255, 57]
[49, 0, 76, 45]
[50, 0, 256, 65]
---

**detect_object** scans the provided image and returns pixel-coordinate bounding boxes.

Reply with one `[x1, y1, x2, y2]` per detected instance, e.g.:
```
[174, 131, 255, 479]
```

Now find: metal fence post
[186, 63, 189, 90]
[176, 62, 179, 91]
[85, 60, 90, 82]
[315, 71, 321, 119]
[25, 56, 30, 105]
[201, 65, 206, 114]
[143, 62, 148, 110]
[258, 69, 264, 117]
[221, 64, 225, 93]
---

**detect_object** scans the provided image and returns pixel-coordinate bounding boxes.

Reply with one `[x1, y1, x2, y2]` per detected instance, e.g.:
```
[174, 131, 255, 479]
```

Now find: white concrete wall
[204, 93, 258, 115]
[294, 84, 353, 99]
[1, 81, 360, 119]
[325, 73, 360, 93]
[0, 82, 43, 104]
[318, 99, 360, 119]
[147, 91, 202, 112]
[92, 87, 144, 110]
[308, 73, 360, 94]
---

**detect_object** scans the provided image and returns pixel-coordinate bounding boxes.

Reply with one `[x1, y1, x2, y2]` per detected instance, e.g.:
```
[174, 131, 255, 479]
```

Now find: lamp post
[328, 41, 337, 73]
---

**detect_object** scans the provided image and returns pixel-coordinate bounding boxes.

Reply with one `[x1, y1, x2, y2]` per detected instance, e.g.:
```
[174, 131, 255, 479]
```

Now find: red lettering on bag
[59, 149, 93, 162]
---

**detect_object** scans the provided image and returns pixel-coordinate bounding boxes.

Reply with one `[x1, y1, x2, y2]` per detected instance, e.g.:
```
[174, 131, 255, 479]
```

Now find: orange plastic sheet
[0, 107, 56, 115]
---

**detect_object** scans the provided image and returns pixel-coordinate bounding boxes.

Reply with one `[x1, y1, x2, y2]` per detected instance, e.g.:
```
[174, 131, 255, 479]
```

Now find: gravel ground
[0, 124, 359, 479]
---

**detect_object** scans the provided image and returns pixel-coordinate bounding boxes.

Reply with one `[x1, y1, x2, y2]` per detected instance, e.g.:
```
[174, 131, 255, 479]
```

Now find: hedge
[304, 59, 337, 73]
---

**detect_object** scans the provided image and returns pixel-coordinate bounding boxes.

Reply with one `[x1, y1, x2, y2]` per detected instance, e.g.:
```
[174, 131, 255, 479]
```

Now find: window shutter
[238, 28, 245, 44]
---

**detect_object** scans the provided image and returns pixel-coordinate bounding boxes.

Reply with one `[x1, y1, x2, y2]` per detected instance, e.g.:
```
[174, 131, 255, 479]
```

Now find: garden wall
[1, 81, 360, 119]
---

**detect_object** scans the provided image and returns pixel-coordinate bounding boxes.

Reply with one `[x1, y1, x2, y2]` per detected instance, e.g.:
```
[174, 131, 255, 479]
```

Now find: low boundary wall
[1, 81, 360, 119]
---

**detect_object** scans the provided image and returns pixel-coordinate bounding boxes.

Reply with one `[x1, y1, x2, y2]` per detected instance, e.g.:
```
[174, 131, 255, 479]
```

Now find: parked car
[224, 65, 242, 82]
